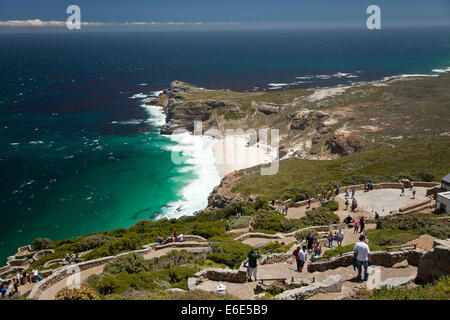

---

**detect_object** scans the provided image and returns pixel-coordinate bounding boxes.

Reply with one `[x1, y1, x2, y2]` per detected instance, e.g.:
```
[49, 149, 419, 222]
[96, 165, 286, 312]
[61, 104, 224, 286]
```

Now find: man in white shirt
[353, 234, 370, 282]
[336, 229, 344, 247]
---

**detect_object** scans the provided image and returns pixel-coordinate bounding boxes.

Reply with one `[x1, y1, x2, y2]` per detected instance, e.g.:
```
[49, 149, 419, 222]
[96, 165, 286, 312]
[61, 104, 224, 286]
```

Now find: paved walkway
[337, 187, 430, 216]
[36, 246, 209, 300]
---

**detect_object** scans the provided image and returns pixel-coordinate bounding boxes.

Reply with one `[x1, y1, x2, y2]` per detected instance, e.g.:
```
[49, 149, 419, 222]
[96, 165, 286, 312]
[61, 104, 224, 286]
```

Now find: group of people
[352, 216, 366, 234]
[364, 182, 374, 191]
[65, 253, 80, 265]
[0, 269, 42, 299]
[156, 231, 185, 245]
[244, 233, 372, 283]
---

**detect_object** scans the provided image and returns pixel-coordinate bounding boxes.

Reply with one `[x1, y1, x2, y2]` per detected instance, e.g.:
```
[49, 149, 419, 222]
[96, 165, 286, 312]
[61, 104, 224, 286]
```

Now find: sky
[0, 0, 448, 27]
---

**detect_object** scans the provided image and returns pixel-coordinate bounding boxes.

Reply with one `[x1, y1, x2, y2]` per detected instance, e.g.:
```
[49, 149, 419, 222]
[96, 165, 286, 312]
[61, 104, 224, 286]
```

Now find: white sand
[210, 134, 277, 178]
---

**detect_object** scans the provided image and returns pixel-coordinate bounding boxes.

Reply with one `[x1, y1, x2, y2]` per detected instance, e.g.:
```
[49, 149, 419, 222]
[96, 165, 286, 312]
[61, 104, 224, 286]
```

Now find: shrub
[76, 234, 116, 252]
[260, 241, 295, 254]
[146, 250, 203, 271]
[32, 238, 54, 250]
[369, 276, 450, 300]
[322, 200, 339, 211]
[299, 207, 340, 226]
[103, 253, 149, 275]
[207, 241, 252, 269]
[230, 216, 252, 229]
[55, 285, 100, 300]
[107, 236, 141, 255]
[295, 230, 317, 242]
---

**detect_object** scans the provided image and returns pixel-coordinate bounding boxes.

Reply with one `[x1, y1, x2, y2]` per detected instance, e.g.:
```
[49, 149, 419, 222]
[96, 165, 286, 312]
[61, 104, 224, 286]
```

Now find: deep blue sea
[0, 26, 449, 262]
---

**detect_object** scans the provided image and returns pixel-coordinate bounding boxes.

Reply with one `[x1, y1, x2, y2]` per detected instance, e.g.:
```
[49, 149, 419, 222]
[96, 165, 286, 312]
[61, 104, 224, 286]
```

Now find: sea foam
[137, 90, 221, 219]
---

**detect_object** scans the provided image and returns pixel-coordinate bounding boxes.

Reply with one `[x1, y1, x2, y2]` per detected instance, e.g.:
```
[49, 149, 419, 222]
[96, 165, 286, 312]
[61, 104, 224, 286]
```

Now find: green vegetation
[231, 138, 450, 200]
[357, 276, 450, 300]
[207, 241, 252, 269]
[260, 241, 295, 254]
[32, 238, 55, 250]
[367, 214, 450, 246]
[55, 285, 100, 300]
[323, 243, 387, 257]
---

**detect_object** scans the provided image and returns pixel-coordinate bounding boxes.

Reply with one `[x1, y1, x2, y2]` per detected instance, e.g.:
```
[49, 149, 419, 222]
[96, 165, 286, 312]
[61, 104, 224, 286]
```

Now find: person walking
[359, 216, 365, 233]
[307, 197, 311, 209]
[247, 248, 261, 282]
[225, 221, 231, 233]
[412, 188, 416, 199]
[351, 188, 355, 199]
[336, 228, 344, 247]
[345, 198, 349, 210]
[293, 246, 307, 272]
[306, 233, 314, 253]
[353, 220, 359, 234]
[400, 186, 405, 196]
[353, 235, 370, 282]
[327, 231, 334, 248]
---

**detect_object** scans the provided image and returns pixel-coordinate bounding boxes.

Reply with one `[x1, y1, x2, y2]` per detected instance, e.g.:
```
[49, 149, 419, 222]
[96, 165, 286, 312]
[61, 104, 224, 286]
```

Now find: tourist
[247, 248, 261, 282]
[353, 220, 359, 234]
[306, 233, 314, 253]
[345, 186, 349, 198]
[351, 188, 355, 199]
[307, 197, 312, 209]
[353, 235, 370, 282]
[351, 198, 358, 212]
[375, 211, 380, 220]
[237, 211, 242, 219]
[225, 221, 231, 233]
[21, 270, 27, 285]
[271, 199, 275, 207]
[283, 205, 288, 216]
[344, 214, 353, 224]
[172, 230, 179, 242]
[65, 253, 71, 264]
[13, 278, 18, 293]
[410, 182, 415, 190]
[412, 188, 416, 199]
[327, 231, 334, 248]
[0, 286, 6, 299]
[336, 228, 344, 247]
[345, 198, 349, 210]
[157, 234, 164, 245]
[335, 184, 340, 195]
[400, 186, 405, 196]
[293, 245, 307, 272]
[178, 233, 184, 242]
[313, 241, 322, 258]
[359, 216, 365, 233]
[34, 269, 42, 281]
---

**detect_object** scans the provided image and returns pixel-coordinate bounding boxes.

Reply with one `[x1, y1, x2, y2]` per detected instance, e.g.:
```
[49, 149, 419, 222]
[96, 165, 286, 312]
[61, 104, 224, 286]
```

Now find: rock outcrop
[416, 239, 450, 283]
[325, 132, 371, 156]
[275, 275, 342, 300]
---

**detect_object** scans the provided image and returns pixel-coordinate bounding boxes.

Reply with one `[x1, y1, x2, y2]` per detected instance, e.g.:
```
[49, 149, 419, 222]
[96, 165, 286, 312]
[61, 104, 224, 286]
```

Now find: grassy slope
[231, 137, 450, 199]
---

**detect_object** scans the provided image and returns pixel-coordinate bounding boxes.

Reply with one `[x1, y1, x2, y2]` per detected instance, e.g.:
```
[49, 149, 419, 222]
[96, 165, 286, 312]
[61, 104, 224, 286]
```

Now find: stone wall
[275, 275, 342, 300]
[162, 235, 207, 245]
[416, 239, 450, 283]
[31, 249, 55, 263]
[307, 249, 424, 273]
[234, 233, 284, 241]
[154, 241, 211, 251]
[187, 268, 248, 291]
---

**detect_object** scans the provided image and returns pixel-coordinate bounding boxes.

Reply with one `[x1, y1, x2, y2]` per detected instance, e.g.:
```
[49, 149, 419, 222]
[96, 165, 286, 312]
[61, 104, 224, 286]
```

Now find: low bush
[322, 200, 339, 211]
[55, 285, 100, 300]
[32, 238, 55, 251]
[207, 241, 252, 269]
[103, 253, 149, 275]
[369, 276, 450, 300]
[230, 216, 252, 229]
[299, 208, 340, 226]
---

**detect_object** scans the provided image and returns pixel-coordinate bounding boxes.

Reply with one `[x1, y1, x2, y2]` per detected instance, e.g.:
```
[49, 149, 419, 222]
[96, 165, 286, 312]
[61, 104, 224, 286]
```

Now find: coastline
[140, 66, 450, 219]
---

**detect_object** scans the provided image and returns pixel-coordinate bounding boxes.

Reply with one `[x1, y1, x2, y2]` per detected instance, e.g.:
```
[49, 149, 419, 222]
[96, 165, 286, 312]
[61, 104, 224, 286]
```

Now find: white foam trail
[137, 90, 221, 219]
[161, 132, 221, 219]
[432, 67, 450, 73]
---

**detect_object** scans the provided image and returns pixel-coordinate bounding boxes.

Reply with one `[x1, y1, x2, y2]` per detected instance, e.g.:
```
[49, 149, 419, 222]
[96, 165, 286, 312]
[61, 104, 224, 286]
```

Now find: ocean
[0, 26, 449, 262]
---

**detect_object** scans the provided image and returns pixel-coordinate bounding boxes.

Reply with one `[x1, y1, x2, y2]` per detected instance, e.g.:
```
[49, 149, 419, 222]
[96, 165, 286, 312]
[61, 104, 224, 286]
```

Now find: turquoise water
[0, 27, 449, 262]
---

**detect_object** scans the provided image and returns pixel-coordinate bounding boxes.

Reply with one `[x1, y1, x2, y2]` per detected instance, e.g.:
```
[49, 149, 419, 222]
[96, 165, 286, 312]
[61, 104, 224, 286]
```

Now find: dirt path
[196, 261, 417, 300]
[37, 246, 209, 300]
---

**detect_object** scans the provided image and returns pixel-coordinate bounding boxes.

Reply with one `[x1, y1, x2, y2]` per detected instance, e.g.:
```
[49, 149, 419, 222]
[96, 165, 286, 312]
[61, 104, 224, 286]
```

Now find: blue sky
[0, 0, 449, 25]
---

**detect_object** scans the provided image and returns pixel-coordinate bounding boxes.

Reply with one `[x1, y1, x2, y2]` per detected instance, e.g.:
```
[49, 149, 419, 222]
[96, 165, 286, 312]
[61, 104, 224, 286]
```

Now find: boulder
[377, 277, 413, 289]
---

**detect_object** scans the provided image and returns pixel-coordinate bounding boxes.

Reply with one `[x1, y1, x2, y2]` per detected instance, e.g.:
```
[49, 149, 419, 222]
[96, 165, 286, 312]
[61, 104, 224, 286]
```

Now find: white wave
[268, 83, 290, 87]
[161, 132, 221, 219]
[382, 74, 439, 81]
[129, 93, 148, 99]
[432, 67, 450, 73]
[295, 76, 313, 80]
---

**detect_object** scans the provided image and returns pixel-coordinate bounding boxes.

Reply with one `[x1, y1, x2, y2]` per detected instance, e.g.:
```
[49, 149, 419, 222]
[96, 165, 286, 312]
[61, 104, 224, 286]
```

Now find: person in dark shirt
[247, 249, 261, 282]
